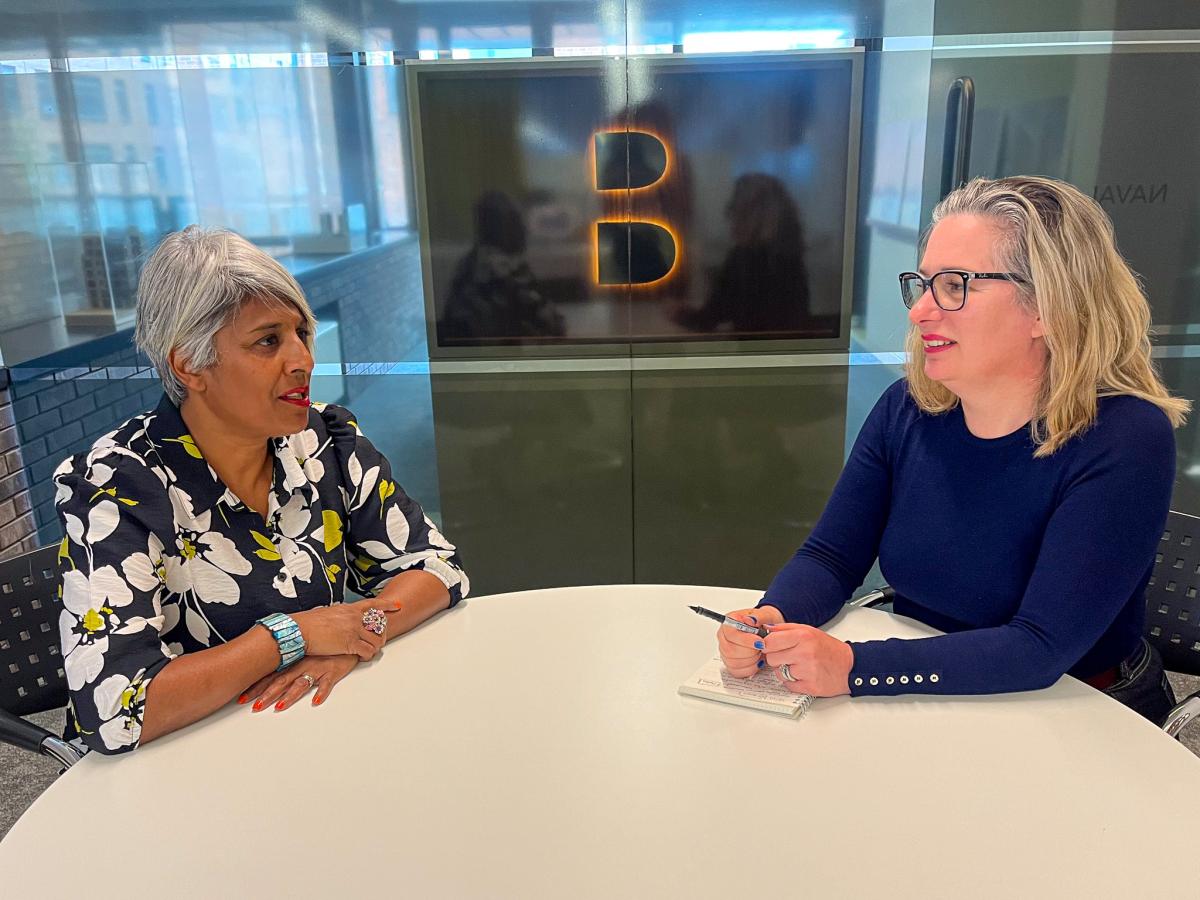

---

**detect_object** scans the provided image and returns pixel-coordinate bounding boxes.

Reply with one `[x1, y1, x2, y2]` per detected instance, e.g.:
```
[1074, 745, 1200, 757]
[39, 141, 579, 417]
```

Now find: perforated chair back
[0, 545, 67, 716]
[1145, 510, 1200, 677]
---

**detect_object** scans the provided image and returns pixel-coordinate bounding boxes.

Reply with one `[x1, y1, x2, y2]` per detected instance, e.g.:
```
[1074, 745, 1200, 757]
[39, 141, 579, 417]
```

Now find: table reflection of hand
[240, 654, 361, 712]
[716, 605, 785, 677]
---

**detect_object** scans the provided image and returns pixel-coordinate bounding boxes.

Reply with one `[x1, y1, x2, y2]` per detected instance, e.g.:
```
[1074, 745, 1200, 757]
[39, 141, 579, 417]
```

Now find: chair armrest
[848, 586, 896, 609]
[1163, 691, 1200, 740]
[0, 708, 84, 768]
[0, 707, 55, 754]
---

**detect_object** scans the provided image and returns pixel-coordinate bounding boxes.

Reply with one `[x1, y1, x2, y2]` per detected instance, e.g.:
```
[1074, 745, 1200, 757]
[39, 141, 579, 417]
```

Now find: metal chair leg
[1163, 692, 1200, 739]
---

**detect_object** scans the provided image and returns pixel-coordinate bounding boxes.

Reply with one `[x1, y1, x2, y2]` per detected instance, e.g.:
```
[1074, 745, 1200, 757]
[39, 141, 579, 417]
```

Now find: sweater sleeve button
[914, 674, 923, 683]
[930, 673, 940, 683]
[869, 677, 879, 686]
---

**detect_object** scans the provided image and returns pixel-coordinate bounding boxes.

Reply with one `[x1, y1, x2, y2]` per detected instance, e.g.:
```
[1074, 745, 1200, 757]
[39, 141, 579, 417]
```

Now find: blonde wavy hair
[905, 175, 1189, 457]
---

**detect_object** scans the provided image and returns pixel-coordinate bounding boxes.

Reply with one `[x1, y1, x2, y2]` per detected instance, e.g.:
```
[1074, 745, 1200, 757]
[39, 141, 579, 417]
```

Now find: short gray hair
[135, 225, 317, 404]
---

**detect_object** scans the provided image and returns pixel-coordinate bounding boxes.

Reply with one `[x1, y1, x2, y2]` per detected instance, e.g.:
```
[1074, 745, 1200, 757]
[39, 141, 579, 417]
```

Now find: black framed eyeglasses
[898, 270, 1025, 311]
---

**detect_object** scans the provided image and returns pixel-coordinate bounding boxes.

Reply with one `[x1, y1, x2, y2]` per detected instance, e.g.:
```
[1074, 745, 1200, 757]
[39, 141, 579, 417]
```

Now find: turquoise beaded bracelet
[256, 612, 306, 671]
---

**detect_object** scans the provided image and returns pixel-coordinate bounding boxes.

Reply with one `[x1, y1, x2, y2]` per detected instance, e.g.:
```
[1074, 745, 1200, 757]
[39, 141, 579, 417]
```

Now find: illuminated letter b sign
[592, 131, 677, 286]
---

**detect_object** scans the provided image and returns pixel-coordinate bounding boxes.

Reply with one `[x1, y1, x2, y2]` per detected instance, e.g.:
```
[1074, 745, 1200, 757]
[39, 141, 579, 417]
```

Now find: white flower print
[53, 397, 468, 755]
[114, 533, 168, 636]
[165, 479, 201, 523]
[54, 456, 74, 479]
[86, 499, 120, 544]
[386, 504, 410, 550]
[184, 606, 211, 645]
[120, 532, 165, 594]
[269, 494, 317, 597]
[353, 464, 379, 514]
[277, 493, 313, 541]
[60, 566, 134, 691]
[59, 499, 122, 547]
[164, 510, 252, 606]
[289, 428, 326, 483]
[94, 670, 149, 751]
[269, 536, 314, 598]
[161, 597, 181, 636]
[423, 516, 456, 551]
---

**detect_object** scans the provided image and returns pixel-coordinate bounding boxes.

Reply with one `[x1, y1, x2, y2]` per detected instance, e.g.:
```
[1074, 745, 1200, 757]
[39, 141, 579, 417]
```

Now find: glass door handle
[940, 76, 975, 199]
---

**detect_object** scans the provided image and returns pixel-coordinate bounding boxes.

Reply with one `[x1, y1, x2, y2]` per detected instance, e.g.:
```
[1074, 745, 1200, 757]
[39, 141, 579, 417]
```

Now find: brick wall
[0, 235, 429, 558]
[306, 236, 428, 406]
[0, 384, 37, 561]
[8, 348, 163, 550]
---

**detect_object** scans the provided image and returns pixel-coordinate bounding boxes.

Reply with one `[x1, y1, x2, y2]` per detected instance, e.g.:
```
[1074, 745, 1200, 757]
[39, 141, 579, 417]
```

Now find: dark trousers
[1103, 638, 1176, 726]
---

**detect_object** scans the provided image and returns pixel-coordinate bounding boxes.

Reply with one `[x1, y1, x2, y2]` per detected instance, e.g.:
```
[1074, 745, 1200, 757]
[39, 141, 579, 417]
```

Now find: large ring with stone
[362, 607, 387, 636]
[298, 673, 316, 689]
[780, 663, 797, 682]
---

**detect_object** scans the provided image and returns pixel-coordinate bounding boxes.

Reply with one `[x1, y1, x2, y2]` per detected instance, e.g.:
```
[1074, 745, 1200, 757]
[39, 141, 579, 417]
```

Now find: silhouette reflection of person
[440, 190, 565, 342]
[675, 173, 812, 335]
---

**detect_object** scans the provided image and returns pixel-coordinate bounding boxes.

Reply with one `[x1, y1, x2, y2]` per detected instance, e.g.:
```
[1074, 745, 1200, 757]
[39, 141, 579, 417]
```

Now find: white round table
[4, 585, 1199, 898]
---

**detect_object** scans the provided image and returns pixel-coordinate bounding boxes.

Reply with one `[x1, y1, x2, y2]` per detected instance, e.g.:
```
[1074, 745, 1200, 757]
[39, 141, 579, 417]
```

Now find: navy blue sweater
[760, 379, 1175, 696]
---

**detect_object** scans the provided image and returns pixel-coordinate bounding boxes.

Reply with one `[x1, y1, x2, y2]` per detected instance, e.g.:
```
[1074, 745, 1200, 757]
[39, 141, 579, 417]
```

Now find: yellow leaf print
[353, 555, 373, 572]
[57, 535, 73, 569]
[250, 530, 281, 562]
[378, 479, 396, 517]
[322, 510, 344, 553]
[325, 563, 342, 583]
[89, 486, 139, 506]
[164, 434, 204, 459]
[180, 537, 198, 560]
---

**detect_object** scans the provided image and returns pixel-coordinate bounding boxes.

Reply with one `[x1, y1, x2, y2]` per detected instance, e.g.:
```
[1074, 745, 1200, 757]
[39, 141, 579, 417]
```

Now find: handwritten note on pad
[678, 655, 813, 718]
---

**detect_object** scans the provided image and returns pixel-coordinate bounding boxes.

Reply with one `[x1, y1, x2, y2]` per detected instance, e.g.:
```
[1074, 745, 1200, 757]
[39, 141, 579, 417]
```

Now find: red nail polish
[237, 693, 249, 705]
[274, 701, 285, 711]
[313, 695, 323, 706]
[252, 700, 264, 712]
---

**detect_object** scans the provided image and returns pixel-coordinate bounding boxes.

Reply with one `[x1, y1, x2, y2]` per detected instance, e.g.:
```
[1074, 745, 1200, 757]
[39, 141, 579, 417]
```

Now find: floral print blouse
[53, 393, 469, 755]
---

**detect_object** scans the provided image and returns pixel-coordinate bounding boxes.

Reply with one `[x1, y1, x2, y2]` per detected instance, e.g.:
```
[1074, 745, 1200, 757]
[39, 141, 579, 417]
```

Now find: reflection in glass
[673, 173, 815, 334]
[441, 190, 565, 340]
[411, 53, 858, 350]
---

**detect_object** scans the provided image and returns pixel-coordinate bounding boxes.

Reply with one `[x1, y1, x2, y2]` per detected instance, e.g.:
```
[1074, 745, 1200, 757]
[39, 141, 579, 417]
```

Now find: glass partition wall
[1, 1, 1197, 600]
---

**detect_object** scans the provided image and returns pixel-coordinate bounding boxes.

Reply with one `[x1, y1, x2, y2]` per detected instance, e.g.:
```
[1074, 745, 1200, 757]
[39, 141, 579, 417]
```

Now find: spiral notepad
[678, 655, 814, 718]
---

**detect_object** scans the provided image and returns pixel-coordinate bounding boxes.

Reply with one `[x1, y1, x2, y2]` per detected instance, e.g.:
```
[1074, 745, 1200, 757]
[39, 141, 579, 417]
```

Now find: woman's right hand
[292, 597, 400, 661]
[717, 605, 786, 678]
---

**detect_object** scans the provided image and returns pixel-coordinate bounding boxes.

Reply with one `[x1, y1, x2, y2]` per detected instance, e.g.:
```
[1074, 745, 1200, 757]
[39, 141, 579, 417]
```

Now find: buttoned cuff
[848, 641, 945, 696]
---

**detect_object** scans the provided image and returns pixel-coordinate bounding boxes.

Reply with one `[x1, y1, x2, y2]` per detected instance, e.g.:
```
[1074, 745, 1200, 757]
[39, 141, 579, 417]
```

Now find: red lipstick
[279, 385, 310, 407]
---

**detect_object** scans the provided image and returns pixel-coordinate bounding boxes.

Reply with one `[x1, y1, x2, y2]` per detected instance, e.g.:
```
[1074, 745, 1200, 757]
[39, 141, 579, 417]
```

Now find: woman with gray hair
[53, 225, 468, 755]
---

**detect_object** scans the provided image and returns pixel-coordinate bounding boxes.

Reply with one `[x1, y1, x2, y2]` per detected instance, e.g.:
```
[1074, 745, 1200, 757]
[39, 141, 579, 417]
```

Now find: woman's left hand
[240, 654, 360, 712]
[761, 623, 855, 697]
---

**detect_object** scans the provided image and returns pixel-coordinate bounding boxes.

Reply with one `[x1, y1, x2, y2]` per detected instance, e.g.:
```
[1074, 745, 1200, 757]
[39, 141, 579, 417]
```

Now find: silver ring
[298, 673, 316, 689]
[780, 663, 796, 682]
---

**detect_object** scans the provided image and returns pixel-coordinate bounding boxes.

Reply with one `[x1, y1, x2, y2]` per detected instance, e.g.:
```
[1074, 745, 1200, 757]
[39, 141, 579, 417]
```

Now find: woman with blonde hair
[716, 176, 1188, 722]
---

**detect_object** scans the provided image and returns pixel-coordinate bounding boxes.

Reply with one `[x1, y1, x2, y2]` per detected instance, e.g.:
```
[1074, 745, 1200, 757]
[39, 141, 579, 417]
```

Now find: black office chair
[0, 545, 84, 768]
[1144, 510, 1200, 738]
